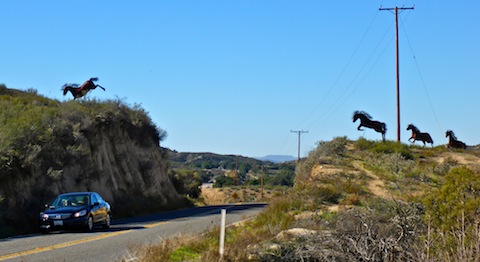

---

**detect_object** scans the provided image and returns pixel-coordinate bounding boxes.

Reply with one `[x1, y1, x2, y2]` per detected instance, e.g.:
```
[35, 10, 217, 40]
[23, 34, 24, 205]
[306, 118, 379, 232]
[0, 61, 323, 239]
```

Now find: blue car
[40, 192, 111, 233]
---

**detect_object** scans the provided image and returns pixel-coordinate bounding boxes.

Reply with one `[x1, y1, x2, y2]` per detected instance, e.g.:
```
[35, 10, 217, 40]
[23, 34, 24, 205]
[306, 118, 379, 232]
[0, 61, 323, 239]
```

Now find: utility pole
[291, 130, 308, 161]
[379, 6, 414, 142]
[261, 165, 264, 200]
[234, 159, 238, 186]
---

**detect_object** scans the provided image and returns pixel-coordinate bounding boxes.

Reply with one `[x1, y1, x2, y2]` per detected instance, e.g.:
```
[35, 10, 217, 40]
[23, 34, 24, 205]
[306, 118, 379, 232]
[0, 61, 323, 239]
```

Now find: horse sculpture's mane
[407, 124, 420, 133]
[353, 111, 372, 120]
[446, 130, 457, 140]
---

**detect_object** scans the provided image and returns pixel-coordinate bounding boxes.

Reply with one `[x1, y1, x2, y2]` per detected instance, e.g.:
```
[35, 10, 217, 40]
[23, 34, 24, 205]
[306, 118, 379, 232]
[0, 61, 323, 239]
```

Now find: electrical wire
[306, 20, 395, 130]
[400, 15, 444, 135]
[295, 10, 381, 129]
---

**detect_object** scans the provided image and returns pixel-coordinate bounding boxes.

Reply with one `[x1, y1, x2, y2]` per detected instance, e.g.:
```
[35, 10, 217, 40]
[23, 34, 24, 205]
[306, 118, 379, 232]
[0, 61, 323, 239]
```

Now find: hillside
[137, 137, 480, 261]
[168, 150, 267, 168]
[0, 85, 187, 237]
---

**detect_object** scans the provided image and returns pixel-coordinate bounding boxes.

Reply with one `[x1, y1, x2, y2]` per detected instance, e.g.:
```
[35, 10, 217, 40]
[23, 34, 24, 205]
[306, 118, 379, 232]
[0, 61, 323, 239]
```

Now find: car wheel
[40, 228, 49, 234]
[85, 216, 94, 232]
[103, 213, 111, 229]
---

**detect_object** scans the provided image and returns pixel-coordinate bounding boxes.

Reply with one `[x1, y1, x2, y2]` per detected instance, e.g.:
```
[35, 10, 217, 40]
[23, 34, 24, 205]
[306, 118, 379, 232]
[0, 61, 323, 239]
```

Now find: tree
[423, 166, 480, 231]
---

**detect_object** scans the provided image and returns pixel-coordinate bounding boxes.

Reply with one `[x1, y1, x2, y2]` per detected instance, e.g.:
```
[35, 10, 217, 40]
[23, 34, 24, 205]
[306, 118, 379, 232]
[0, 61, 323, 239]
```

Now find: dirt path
[353, 161, 388, 198]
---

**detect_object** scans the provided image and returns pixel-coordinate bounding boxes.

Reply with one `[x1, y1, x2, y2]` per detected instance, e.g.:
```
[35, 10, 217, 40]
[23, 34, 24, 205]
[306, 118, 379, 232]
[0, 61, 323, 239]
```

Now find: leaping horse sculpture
[352, 111, 387, 141]
[407, 124, 433, 147]
[62, 77, 105, 100]
[446, 130, 467, 149]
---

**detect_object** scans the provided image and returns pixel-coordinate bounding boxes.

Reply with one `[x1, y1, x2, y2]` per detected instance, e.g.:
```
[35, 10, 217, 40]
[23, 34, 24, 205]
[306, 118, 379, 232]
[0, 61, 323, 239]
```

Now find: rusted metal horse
[445, 130, 467, 149]
[352, 111, 387, 141]
[407, 124, 433, 147]
[62, 77, 105, 100]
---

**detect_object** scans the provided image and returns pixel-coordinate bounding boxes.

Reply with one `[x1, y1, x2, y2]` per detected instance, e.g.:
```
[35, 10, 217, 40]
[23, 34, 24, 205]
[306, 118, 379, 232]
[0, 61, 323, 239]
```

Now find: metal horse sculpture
[352, 111, 387, 141]
[407, 124, 433, 147]
[445, 130, 467, 149]
[62, 77, 105, 100]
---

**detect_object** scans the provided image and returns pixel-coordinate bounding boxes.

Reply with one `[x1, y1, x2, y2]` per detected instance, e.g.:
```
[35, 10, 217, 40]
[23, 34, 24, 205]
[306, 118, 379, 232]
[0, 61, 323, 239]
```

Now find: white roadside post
[219, 209, 227, 258]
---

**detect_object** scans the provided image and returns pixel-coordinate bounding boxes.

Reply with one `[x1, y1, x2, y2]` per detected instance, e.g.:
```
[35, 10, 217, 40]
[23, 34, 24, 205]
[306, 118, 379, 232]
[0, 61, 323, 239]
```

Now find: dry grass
[135, 140, 480, 261]
[199, 186, 288, 205]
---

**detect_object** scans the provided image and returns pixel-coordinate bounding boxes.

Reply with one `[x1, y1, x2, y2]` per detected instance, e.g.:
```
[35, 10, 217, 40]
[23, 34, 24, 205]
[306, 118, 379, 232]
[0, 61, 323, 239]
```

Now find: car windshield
[51, 194, 89, 208]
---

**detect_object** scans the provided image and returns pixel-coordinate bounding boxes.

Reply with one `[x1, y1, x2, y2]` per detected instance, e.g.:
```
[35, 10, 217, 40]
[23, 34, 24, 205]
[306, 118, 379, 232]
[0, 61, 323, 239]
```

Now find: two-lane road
[0, 203, 266, 262]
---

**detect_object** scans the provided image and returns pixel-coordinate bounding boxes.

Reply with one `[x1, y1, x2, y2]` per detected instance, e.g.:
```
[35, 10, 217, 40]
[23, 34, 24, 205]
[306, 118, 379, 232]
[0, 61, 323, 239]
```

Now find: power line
[306, 22, 395, 131]
[296, 10, 381, 129]
[399, 15, 444, 136]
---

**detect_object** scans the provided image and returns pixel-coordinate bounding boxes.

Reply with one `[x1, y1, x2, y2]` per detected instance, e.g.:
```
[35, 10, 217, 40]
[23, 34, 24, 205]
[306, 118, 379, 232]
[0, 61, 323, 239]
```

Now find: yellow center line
[143, 221, 167, 228]
[0, 220, 172, 261]
[0, 230, 130, 261]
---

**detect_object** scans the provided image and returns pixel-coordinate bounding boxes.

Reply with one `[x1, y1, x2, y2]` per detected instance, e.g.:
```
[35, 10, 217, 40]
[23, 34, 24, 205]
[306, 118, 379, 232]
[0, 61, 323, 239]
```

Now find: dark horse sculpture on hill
[62, 77, 105, 100]
[446, 130, 467, 149]
[407, 124, 433, 147]
[352, 111, 387, 141]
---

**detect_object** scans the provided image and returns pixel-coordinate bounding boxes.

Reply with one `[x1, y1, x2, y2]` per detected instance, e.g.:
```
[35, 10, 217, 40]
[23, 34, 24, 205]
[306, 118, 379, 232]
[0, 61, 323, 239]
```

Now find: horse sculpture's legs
[96, 85, 106, 91]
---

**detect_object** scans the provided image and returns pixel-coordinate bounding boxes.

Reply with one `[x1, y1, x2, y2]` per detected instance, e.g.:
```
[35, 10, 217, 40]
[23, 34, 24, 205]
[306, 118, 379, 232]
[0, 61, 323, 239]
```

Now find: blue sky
[1, 1, 479, 158]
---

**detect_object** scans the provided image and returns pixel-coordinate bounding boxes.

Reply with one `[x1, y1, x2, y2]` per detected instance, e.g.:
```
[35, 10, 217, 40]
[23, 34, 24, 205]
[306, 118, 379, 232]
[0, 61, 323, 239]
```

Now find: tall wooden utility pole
[291, 130, 308, 161]
[261, 165, 264, 200]
[379, 6, 414, 142]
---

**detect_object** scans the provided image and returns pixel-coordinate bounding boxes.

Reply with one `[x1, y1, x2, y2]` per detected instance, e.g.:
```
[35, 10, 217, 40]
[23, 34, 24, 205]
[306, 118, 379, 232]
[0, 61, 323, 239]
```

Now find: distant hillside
[0, 85, 187, 237]
[255, 155, 296, 163]
[166, 150, 296, 189]
[168, 150, 265, 167]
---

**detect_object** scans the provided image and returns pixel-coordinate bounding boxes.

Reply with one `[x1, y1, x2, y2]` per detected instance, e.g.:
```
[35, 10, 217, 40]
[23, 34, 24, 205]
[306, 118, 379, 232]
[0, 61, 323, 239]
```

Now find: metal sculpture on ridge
[407, 124, 433, 147]
[62, 77, 105, 100]
[446, 130, 467, 149]
[352, 111, 387, 142]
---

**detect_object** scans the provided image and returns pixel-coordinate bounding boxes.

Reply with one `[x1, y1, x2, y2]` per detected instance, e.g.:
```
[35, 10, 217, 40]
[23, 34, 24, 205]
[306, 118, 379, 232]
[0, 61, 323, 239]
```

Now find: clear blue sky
[1, 1, 479, 158]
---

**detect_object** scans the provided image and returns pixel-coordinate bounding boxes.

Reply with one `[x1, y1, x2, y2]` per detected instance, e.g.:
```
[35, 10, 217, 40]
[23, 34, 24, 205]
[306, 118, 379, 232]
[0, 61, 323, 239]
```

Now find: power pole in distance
[291, 130, 308, 161]
[379, 5, 414, 142]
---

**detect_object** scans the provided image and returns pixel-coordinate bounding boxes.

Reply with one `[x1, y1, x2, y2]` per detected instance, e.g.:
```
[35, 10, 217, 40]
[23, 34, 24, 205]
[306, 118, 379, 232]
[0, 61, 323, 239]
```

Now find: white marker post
[219, 209, 227, 258]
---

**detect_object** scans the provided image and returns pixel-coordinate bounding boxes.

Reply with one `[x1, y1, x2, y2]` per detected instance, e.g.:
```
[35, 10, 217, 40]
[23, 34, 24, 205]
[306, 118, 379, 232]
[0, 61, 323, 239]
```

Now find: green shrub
[371, 141, 413, 159]
[355, 137, 374, 150]
[254, 195, 297, 231]
[295, 137, 349, 185]
[423, 166, 480, 231]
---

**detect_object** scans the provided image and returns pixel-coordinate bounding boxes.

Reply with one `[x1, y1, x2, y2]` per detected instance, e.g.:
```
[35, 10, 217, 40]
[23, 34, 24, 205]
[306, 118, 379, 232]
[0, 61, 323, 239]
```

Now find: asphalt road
[0, 203, 266, 262]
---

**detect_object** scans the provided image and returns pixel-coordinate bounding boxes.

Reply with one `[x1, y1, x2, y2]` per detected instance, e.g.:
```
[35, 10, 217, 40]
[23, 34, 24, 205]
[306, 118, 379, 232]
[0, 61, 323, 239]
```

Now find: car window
[74, 195, 89, 206]
[51, 195, 84, 207]
[95, 193, 104, 203]
[90, 194, 99, 205]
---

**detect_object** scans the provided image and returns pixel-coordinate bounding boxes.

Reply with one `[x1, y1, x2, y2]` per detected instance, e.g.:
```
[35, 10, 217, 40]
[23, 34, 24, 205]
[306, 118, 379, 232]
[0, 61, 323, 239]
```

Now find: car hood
[43, 206, 87, 214]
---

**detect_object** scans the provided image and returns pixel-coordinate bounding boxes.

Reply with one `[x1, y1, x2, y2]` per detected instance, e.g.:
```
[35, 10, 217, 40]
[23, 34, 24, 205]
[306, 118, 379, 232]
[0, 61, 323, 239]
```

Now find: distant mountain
[255, 155, 296, 163]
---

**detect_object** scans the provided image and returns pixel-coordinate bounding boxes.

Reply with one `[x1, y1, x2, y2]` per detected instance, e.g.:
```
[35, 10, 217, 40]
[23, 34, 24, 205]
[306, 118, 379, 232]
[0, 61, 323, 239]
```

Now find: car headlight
[40, 213, 49, 219]
[74, 210, 87, 217]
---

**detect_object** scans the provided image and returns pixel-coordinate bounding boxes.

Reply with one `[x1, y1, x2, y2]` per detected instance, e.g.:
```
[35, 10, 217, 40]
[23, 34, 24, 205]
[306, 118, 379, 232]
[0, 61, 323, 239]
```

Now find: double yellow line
[0, 221, 167, 261]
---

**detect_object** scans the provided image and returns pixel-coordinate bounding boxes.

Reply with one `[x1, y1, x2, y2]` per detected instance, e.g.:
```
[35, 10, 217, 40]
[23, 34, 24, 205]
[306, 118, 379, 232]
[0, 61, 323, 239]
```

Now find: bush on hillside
[422, 166, 480, 259]
[295, 137, 348, 185]
[423, 166, 480, 231]
[355, 139, 413, 160]
[169, 169, 202, 198]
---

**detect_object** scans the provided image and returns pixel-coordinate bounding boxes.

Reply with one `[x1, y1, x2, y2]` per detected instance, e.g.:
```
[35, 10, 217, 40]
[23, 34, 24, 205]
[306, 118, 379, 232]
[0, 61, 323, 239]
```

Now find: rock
[275, 228, 317, 241]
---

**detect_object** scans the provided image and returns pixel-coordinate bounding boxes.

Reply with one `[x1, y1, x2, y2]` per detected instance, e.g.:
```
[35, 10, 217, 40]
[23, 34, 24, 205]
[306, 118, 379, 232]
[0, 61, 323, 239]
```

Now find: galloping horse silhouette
[62, 77, 105, 100]
[446, 130, 467, 149]
[407, 124, 433, 147]
[352, 111, 387, 141]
